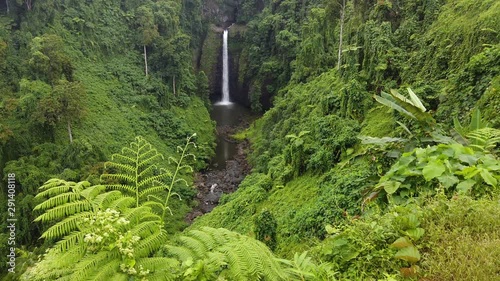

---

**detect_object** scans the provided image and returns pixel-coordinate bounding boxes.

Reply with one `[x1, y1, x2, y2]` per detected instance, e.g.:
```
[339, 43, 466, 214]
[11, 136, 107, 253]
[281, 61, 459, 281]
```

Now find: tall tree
[337, 0, 346, 70]
[136, 4, 159, 76]
[35, 80, 86, 143]
[28, 34, 73, 85]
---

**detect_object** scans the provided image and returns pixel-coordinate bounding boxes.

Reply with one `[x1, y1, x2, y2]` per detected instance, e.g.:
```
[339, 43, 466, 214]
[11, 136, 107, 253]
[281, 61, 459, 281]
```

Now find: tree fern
[24, 137, 309, 281]
[34, 179, 105, 241]
[101, 135, 196, 224]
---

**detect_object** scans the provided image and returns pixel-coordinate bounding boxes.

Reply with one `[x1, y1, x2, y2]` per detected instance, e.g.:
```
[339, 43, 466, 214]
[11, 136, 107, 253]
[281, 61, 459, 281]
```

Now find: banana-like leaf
[407, 88, 426, 112]
[374, 94, 416, 119]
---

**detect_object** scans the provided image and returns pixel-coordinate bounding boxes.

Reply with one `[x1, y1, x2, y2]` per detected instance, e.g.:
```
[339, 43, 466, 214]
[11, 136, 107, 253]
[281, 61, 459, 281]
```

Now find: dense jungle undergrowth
[1, 0, 500, 280]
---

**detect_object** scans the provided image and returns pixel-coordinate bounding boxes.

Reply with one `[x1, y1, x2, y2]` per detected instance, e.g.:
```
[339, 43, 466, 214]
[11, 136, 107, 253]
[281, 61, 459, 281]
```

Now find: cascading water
[217, 29, 231, 105]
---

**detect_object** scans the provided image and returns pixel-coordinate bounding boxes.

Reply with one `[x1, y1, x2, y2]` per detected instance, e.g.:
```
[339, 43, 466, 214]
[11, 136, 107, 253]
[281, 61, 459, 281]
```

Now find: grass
[420, 196, 500, 280]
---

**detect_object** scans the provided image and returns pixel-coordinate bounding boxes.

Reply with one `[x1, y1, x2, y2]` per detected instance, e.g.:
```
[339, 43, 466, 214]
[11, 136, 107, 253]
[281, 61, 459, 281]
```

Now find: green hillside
[1, 0, 499, 280]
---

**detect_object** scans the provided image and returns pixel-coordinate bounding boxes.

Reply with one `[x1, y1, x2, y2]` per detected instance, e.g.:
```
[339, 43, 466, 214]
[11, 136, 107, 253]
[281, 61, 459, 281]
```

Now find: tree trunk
[25, 0, 31, 10]
[67, 120, 73, 143]
[337, 0, 346, 70]
[143, 45, 148, 76]
[6, 0, 9, 13]
[173, 76, 176, 96]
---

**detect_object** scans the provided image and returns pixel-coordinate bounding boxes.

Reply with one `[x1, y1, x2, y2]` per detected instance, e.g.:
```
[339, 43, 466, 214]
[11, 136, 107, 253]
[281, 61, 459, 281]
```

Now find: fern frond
[172, 227, 288, 280]
[467, 128, 500, 153]
[138, 153, 164, 168]
[72, 251, 114, 281]
[106, 183, 137, 194]
[109, 153, 135, 164]
[101, 173, 135, 184]
[37, 178, 77, 191]
[188, 229, 219, 251]
[36, 179, 86, 198]
[139, 184, 167, 198]
[137, 164, 158, 178]
[124, 206, 161, 223]
[41, 212, 93, 240]
[35, 185, 73, 199]
[129, 221, 162, 238]
[102, 161, 135, 173]
[200, 227, 232, 245]
[178, 235, 209, 259]
[174, 178, 189, 187]
[35, 201, 92, 223]
[79, 184, 106, 200]
[55, 231, 86, 252]
[135, 230, 169, 257]
[136, 257, 179, 271]
[106, 273, 128, 281]
[137, 174, 170, 189]
[165, 245, 196, 261]
[107, 196, 136, 210]
[92, 190, 122, 208]
[145, 194, 163, 203]
[87, 259, 122, 281]
[34, 192, 81, 211]
[179, 164, 194, 173]
[119, 146, 138, 157]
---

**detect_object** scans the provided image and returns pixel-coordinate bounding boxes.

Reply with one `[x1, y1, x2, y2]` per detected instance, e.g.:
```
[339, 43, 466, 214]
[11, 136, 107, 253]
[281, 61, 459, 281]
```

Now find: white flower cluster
[82, 208, 132, 254]
[120, 263, 150, 278]
[83, 233, 103, 243]
[116, 234, 141, 258]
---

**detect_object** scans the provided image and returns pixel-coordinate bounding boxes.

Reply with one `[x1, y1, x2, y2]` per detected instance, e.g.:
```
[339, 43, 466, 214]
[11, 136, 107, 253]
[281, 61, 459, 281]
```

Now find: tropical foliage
[1, 0, 499, 280]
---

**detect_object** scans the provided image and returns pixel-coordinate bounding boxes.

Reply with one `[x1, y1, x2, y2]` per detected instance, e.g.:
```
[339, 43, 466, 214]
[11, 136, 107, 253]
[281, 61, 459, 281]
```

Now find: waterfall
[218, 29, 231, 105]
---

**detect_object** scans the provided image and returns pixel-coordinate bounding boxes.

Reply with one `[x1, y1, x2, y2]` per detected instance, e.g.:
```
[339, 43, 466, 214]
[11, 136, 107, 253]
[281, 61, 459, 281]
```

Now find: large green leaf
[480, 169, 497, 186]
[405, 228, 425, 241]
[437, 175, 459, 188]
[395, 246, 421, 263]
[382, 181, 401, 195]
[456, 179, 476, 194]
[407, 88, 426, 112]
[374, 94, 416, 119]
[422, 160, 445, 181]
[391, 237, 412, 249]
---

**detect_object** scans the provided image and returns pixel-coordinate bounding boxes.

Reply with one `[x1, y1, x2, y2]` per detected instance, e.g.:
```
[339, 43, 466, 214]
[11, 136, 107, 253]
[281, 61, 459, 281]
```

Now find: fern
[167, 227, 289, 280]
[135, 230, 169, 257]
[466, 127, 500, 154]
[41, 212, 93, 240]
[101, 136, 170, 207]
[25, 137, 304, 281]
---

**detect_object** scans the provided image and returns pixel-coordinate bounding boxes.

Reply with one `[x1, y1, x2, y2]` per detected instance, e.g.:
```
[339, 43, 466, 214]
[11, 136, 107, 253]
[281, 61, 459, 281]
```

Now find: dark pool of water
[210, 103, 251, 169]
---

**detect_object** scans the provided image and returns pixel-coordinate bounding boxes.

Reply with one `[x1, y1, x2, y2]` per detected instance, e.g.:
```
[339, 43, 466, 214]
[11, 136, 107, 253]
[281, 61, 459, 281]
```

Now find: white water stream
[216, 29, 231, 105]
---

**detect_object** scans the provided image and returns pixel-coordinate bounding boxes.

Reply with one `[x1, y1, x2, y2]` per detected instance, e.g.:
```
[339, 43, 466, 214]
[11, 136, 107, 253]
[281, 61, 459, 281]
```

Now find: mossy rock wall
[199, 25, 222, 97]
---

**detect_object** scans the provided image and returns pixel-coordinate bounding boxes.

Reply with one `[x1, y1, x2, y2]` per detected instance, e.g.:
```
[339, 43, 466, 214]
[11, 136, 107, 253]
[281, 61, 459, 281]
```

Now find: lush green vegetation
[191, 0, 500, 280]
[1, 0, 499, 280]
